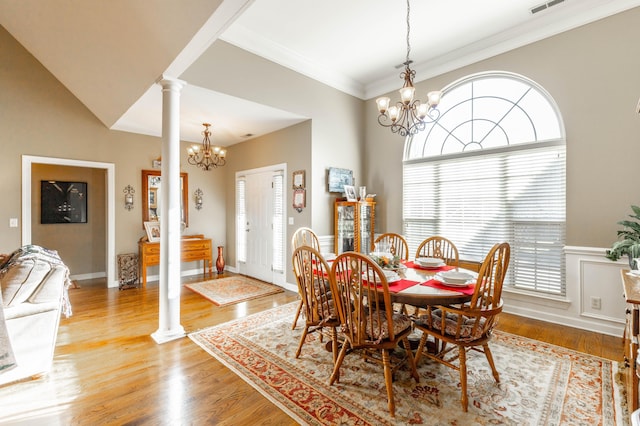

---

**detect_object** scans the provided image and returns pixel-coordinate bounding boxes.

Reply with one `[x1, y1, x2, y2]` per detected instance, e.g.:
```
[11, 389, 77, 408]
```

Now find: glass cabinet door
[336, 203, 355, 253]
[359, 203, 373, 254]
[334, 200, 375, 254]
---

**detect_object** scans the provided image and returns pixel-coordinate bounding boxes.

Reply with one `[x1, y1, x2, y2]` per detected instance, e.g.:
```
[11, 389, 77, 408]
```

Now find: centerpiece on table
[369, 252, 401, 270]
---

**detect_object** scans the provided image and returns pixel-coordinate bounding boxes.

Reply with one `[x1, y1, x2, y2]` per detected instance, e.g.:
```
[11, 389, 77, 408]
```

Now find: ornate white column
[151, 75, 186, 344]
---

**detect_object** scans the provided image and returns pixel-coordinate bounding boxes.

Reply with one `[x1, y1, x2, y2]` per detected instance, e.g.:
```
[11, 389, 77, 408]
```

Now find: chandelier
[187, 123, 226, 170]
[376, 0, 442, 137]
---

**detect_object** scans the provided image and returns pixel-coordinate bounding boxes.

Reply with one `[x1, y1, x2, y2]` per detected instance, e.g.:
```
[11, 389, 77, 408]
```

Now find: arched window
[403, 71, 566, 295]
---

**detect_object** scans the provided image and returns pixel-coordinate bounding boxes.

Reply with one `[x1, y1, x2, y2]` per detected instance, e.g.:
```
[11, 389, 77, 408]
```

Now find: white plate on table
[436, 271, 475, 286]
[415, 257, 445, 268]
[363, 270, 401, 284]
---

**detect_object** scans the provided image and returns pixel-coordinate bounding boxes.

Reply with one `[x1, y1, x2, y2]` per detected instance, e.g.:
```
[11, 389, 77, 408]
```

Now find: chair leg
[295, 327, 309, 358]
[459, 346, 468, 412]
[330, 328, 338, 366]
[483, 343, 500, 383]
[382, 349, 396, 417]
[291, 300, 303, 330]
[401, 336, 420, 382]
[414, 332, 429, 364]
[329, 340, 350, 386]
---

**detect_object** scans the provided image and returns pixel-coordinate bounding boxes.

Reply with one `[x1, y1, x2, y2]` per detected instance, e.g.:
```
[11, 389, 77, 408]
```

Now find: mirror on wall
[141, 169, 189, 228]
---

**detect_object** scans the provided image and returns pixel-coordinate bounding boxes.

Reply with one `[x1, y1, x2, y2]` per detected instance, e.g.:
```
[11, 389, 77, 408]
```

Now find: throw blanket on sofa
[0, 245, 73, 318]
[0, 290, 16, 374]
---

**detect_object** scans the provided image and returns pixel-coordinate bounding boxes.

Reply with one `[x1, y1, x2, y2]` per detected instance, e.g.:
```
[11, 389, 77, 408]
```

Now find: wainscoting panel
[503, 246, 626, 337]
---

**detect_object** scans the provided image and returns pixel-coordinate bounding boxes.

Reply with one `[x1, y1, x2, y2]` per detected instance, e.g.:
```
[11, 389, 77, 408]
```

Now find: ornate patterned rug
[189, 302, 629, 425]
[185, 276, 284, 306]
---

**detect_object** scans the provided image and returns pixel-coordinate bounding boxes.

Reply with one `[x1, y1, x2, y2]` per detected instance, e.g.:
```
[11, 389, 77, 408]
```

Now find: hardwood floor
[0, 274, 623, 425]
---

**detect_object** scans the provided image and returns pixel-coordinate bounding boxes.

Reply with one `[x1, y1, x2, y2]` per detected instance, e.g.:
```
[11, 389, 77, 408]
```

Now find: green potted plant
[606, 205, 640, 269]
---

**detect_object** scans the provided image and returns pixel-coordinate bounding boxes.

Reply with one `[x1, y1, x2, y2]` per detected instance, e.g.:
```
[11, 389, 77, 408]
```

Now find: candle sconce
[194, 188, 203, 210]
[124, 185, 135, 211]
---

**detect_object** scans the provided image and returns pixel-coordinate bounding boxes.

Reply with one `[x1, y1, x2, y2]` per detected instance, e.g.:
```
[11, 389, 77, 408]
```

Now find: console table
[138, 234, 213, 286]
[622, 269, 640, 412]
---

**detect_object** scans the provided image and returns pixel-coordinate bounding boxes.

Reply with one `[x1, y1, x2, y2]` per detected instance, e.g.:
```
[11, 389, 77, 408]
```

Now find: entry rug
[189, 302, 629, 425]
[185, 276, 284, 307]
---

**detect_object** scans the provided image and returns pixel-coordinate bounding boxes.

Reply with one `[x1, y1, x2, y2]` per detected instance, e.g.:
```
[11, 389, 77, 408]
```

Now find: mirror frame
[141, 169, 189, 228]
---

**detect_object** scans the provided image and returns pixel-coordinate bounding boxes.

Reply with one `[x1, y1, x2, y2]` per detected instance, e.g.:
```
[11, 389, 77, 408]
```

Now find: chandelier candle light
[376, 0, 442, 137]
[187, 123, 227, 170]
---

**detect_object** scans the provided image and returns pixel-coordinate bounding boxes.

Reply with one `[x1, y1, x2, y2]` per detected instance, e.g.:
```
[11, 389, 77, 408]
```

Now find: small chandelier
[187, 123, 227, 170]
[376, 0, 442, 137]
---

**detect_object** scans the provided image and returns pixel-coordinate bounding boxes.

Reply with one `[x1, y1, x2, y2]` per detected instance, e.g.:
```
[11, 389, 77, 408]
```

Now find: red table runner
[366, 278, 420, 293]
[421, 279, 476, 295]
[387, 279, 420, 293]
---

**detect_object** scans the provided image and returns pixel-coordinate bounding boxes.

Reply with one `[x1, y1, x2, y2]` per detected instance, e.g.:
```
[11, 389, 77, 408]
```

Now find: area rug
[189, 302, 629, 426]
[185, 276, 284, 306]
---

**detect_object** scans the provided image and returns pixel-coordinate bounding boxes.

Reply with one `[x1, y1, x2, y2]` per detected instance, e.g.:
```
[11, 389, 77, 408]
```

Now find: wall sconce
[123, 185, 135, 210]
[194, 188, 203, 210]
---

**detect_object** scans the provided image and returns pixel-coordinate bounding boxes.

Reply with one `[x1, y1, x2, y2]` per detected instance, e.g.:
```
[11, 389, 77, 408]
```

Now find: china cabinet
[334, 199, 375, 254]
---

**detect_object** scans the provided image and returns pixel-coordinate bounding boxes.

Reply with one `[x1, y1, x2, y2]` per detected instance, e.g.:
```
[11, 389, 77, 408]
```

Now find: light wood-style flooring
[0, 273, 623, 425]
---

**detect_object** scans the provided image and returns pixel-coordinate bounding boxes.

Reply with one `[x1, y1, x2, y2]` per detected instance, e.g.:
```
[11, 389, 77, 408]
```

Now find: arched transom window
[403, 71, 566, 295]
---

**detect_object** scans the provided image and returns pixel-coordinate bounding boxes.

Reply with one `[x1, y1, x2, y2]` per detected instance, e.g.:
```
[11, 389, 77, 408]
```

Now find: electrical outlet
[9, 218, 18, 228]
[590, 296, 601, 310]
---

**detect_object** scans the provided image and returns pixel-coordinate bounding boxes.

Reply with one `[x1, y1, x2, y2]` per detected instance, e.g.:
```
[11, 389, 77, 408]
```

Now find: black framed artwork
[41, 180, 88, 224]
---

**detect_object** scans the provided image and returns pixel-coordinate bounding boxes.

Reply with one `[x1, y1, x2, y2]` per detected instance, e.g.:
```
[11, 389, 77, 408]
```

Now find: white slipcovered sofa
[0, 245, 72, 386]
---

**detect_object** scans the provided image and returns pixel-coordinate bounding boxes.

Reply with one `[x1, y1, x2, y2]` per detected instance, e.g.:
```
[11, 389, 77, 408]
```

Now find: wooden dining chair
[372, 232, 409, 260]
[328, 251, 419, 417]
[291, 227, 321, 329]
[415, 236, 459, 266]
[291, 246, 339, 365]
[412, 242, 511, 412]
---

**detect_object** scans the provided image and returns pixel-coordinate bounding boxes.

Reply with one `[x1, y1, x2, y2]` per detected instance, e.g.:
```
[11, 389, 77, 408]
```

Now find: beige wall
[31, 165, 106, 275]
[223, 121, 311, 283]
[1, 25, 363, 283]
[0, 26, 228, 278]
[7, 7, 638, 286]
[364, 7, 640, 249]
[182, 40, 364, 237]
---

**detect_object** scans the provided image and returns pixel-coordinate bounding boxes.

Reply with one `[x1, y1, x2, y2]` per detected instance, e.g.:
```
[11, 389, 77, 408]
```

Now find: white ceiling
[2, 0, 639, 146]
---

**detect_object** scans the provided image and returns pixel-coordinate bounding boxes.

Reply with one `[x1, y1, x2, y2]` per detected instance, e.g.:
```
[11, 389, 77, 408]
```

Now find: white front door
[244, 171, 273, 281]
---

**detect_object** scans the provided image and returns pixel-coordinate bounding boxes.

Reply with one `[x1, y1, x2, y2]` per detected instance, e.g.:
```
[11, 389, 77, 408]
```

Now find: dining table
[323, 253, 480, 309]
[381, 260, 478, 309]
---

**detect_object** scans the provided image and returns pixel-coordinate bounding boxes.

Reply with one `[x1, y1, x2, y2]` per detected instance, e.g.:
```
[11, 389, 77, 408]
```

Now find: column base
[151, 326, 186, 344]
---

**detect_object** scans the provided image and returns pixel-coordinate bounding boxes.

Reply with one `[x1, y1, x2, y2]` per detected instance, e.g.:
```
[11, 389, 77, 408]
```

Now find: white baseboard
[70, 272, 106, 281]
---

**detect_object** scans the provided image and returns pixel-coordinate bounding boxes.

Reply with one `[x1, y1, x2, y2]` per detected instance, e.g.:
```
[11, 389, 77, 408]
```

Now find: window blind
[403, 144, 566, 295]
[236, 176, 246, 263]
[272, 171, 284, 273]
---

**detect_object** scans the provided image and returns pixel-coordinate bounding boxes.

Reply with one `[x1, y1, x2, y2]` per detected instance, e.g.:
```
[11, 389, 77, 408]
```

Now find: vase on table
[216, 246, 225, 274]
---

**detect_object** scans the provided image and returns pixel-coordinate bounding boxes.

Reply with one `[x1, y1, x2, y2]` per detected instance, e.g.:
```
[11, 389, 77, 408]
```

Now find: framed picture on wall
[144, 221, 161, 243]
[293, 189, 306, 212]
[292, 170, 305, 189]
[327, 167, 353, 193]
[41, 181, 88, 224]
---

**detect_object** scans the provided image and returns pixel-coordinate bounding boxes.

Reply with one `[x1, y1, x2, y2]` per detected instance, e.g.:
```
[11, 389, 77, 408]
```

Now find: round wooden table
[387, 263, 476, 308]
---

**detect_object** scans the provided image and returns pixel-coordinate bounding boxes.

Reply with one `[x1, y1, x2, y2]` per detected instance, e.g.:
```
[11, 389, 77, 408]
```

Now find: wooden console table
[621, 269, 640, 412]
[138, 234, 213, 286]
